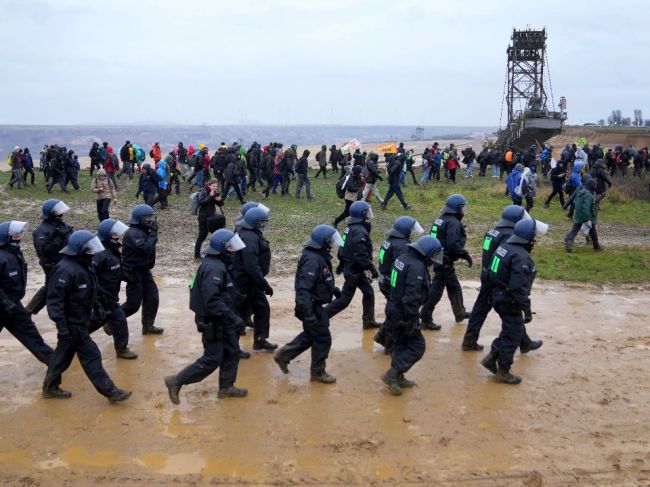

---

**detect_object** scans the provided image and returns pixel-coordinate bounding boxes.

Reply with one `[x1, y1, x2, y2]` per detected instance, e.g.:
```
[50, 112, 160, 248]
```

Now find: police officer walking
[231, 207, 277, 351]
[325, 201, 380, 329]
[274, 225, 344, 384]
[382, 236, 443, 395]
[462, 205, 542, 353]
[375, 216, 424, 352]
[121, 204, 163, 335]
[42, 230, 131, 401]
[90, 219, 138, 359]
[420, 194, 473, 329]
[481, 218, 548, 384]
[164, 229, 249, 404]
[25, 199, 73, 315]
[0, 221, 53, 365]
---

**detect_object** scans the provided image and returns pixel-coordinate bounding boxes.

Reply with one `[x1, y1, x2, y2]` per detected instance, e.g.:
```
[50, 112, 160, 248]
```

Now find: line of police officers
[0, 193, 547, 404]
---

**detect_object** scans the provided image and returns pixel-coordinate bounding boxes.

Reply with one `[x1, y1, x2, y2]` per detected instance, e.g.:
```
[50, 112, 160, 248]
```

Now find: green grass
[1, 168, 649, 285]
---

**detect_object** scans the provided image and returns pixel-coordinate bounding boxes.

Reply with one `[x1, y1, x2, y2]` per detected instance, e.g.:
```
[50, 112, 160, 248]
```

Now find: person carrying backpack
[333, 165, 362, 227]
[314, 144, 328, 179]
[505, 163, 524, 206]
[135, 163, 160, 206]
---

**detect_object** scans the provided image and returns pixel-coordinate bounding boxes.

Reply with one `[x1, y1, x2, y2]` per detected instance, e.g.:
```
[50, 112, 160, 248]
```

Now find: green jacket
[573, 188, 597, 224]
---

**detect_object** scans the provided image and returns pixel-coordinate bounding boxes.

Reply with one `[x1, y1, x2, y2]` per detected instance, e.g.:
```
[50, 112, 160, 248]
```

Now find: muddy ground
[1, 276, 649, 486]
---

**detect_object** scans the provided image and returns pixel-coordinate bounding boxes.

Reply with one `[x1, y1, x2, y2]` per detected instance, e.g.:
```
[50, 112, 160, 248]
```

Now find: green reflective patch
[430, 225, 438, 237]
[490, 256, 501, 273]
[378, 248, 386, 264]
[390, 268, 398, 287]
[483, 236, 493, 251]
[189, 272, 197, 290]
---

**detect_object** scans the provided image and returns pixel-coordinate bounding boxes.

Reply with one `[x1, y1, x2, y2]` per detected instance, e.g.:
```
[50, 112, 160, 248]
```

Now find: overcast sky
[1, 0, 647, 126]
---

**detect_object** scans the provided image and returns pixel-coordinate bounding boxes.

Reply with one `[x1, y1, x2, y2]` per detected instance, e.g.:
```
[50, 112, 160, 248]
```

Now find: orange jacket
[152, 145, 162, 162]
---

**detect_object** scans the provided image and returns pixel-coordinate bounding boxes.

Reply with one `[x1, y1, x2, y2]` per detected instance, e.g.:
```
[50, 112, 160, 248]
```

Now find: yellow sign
[376, 142, 397, 154]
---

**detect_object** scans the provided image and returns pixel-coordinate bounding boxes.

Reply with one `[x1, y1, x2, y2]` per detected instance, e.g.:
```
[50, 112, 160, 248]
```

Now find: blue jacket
[505, 168, 522, 198]
[157, 163, 168, 190]
[569, 161, 585, 191]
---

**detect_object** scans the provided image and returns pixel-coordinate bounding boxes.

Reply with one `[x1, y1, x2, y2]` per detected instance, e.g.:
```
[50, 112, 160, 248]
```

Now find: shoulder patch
[495, 246, 508, 257]
[394, 259, 405, 271]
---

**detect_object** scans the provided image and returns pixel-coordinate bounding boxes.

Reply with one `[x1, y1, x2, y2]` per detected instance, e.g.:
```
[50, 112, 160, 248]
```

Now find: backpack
[336, 175, 349, 199]
[149, 149, 155, 159]
[189, 191, 200, 215]
[7, 154, 12, 168]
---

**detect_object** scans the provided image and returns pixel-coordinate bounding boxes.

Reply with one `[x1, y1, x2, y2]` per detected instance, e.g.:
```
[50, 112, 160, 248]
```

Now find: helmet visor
[365, 207, 374, 220]
[83, 236, 105, 255]
[329, 231, 345, 248]
[257, 203, 270, 214]
[226, 233, 246, 252]
[535, 220, 549, 236]
[110, 220, 129, 238]
[412, 221, 424, 236]
[8, 221, 28, 236]
[521, 209, 532, 222]
[142, 214, 156, 226]
[52, 201, 70, 215]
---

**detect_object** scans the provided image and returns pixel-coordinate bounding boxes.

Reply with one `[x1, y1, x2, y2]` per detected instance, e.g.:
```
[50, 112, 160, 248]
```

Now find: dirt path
[1, 277, 649, 486]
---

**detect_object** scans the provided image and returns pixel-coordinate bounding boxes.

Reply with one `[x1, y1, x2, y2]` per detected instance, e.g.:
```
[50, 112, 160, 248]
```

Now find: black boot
[164, 375, 182, 405]
[42, 385, 72, 399]
[310, 369, 336, 384]
[480, 349, 498, 374]
[116, 347, 138, 359]
[274, 352, 289, 374]
[239, 349, 251, 359]
[421, 321, 441, 331]
[520, 340, 543, 354]
[373, 329, 386, 347]
[382, 367, 403, 395]
[397, 374, 416, 388]
[142, 323, 164, 335]
[362, 320, 381, 330]
[253, 338, 278, 351]
[455, 311, 470, 323]
[107, 388, 132, 403]
[462, 338, 484, 351]
[495, 366, 522, 385]
[218, 386, 248, 398]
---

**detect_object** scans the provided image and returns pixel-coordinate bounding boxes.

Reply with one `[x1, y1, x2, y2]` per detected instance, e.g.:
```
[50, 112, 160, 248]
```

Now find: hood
[573, 161, 586, 173]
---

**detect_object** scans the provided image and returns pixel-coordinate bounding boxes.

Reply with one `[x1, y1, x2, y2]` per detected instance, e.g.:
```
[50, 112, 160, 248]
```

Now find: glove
[524, 309, 533, 324]
[333, 287, 342, 299]
[464, 254, 473, 268]
[195, 316, 209, 333]
[263, 281, 274, 297]
[370, 267, 379, 279]
[56, 322, 73, 340]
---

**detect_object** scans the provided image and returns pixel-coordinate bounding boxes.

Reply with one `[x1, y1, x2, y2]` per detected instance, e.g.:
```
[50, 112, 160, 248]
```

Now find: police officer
[274, 225, 343, 384]
[42, 230, 131, 401]
[462, 205, 541, 352]
[382, 235, 443, 395]
[325, 201, 380, 329]
[121, 204, 163, 335]
[374, 216, 424, 352]
[164, 229, 248, 404]
[0, 221, 53, 365]
[481, 218, 548, 384]
[231, 207, 277, 351]
[25, 199, 73, 315]
[233, 202, 269, 232]
[90, 219, 138, 359]
[420, 194, 472, 329]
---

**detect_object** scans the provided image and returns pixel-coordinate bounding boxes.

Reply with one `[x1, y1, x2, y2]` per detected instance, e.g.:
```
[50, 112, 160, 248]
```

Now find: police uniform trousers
[490, 304, 524, 370]
[465, 280, 534, 348]
[237, 286, 270, 341]
[121, 270, 159, 327]
[0, 305, 52, 365]
[175, 322, 240, 389]
[325, 271, 375, 323]
[390, 316, 426, 375]
[420, 264, 466, 323]
[374, 276, 395, 351]
[463, 277, 492, 344]
[276, 305, 331, 373]
[88, 302, 130, 351]
[43, 325, 116, 396]
[26, 265, 54, 315]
